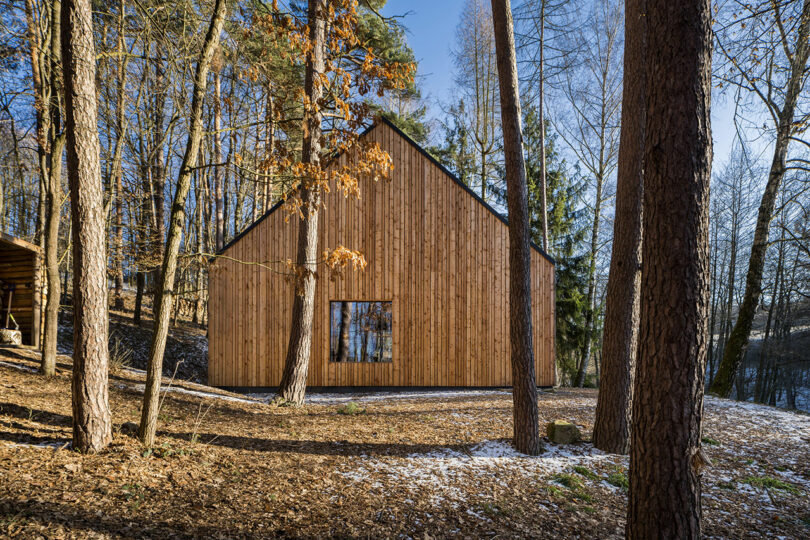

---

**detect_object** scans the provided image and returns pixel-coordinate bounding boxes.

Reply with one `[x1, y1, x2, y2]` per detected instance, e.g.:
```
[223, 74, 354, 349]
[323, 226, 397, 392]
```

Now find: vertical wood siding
[209, 121, 556, 387]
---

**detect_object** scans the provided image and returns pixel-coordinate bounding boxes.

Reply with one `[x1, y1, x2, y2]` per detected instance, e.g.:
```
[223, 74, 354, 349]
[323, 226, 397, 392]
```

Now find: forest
[0, 0, 809, 538]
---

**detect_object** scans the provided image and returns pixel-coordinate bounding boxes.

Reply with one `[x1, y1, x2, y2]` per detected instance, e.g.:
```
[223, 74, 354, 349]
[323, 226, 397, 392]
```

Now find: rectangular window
[329, 301, 392, 363]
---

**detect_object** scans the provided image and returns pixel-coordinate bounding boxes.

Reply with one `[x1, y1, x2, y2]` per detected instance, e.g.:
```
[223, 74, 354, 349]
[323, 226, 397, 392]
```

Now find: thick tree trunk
[139, 0, 228, 447]
[627, 0, 712, 536]
[275, 0, 326, 406]
[491, 0, 540, 456]
[61, 0, 112, 453]
[709, 1, 810, 397]
[592, 0, 646, 456]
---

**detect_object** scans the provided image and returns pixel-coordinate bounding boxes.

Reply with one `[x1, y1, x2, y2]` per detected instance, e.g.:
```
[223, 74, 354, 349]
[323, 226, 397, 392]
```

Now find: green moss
[553, 473, 583, 490]
[337, 402, 365, 415]
[742, 476, 801, 495]
[716, 480, 736, 491]
[701, 436, 720, 446]
[573, 466, 599, 481]
[607, 472, 629, 492]
[550, 474, 593, 502]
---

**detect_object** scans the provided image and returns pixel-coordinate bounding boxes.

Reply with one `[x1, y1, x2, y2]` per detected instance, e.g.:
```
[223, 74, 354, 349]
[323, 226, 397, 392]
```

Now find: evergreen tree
[524, 106, 588, 384]
[432, 100, 476, 186]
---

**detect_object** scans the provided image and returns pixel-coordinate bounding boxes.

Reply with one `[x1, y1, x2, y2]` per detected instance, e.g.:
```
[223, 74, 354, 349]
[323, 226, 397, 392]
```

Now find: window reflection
[329, 301, 392, 363]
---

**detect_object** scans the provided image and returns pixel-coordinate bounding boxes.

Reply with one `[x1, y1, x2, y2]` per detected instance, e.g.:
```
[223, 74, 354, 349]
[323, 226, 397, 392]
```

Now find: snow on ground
[117, 381, 260, 404]
[248, 388, 513, 405]
[339, 439, 626, 506]
[705, 396, 810, 446]
[0, 360, 38, 373]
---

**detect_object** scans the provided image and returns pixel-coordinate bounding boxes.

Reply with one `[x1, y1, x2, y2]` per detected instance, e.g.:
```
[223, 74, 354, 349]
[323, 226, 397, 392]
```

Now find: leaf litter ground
[1, 346, 809, 538]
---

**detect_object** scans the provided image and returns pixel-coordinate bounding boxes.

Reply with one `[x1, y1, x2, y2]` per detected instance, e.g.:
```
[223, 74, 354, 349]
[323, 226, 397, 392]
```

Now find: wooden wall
[0, 236, 42, 347]
[209, 120, 556, 387]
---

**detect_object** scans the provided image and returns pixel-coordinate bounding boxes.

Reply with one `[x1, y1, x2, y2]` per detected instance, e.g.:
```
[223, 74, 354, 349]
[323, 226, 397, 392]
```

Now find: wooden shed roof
[0, 233, 42, 254]
[217, 117, 555, 265]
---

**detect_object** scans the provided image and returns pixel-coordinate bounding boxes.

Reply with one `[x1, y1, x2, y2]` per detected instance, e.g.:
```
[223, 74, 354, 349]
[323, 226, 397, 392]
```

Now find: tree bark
[40, 0, 66, 377]
[112, 0, 128, 310]
[709, 0, 810, 397]
[537, 1, 548, 253]
[275, 0, 326, 406]
[61, 0, 112, 453]
[139, 0, 228, 447]
[214, 70, 225, 251]
[627, 0, 712, 536]
[592, 0, 646, 455]
[491, 0, 540, 456]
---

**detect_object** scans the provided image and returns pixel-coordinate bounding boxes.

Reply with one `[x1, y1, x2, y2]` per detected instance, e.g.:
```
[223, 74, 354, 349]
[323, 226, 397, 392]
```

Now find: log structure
[0, 234, 43, 347]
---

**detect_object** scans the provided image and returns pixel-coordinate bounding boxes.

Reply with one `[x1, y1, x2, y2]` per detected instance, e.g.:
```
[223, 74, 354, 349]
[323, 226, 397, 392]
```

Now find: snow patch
[0, 360, 38, 373]
[120, 383, 259, 404]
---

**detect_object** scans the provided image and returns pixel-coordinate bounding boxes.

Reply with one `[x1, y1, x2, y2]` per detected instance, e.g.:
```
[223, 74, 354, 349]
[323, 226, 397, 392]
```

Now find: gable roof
[217, 116, 555, 265]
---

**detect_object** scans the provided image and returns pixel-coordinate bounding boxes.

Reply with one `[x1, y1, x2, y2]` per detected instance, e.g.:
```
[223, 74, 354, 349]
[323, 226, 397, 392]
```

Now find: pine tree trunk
[139, 0, 228, 447]
[491, 0, 540, 456]
[61, 0, 112, 453]
[709, 1, 810, 397]
[592, 0, 646, 455]
[627, 0, 712, 536]
[275, 0, 326, 406]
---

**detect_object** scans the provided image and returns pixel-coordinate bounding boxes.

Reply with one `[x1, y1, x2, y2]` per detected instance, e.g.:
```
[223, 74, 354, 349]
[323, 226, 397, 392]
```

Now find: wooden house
[0, 233, 43, 347]
[208, 118, 556, 388]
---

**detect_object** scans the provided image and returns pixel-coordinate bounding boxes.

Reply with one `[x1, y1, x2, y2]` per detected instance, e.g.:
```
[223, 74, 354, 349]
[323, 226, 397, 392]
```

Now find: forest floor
[1, 347, 809, 538]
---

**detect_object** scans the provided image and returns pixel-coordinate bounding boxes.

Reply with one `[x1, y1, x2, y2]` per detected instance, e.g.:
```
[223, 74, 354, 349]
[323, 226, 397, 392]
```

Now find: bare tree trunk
[709, 0, 810, 397]
[214, 70, 225, 251]
[593, 0, 646, 455]
[134, 271, 145, 324]
[42, 135, 65, 376]
[575, 173, 603, 388]
[61, 0, 112, 453]
[627, 0, 712, 536]
[491, 0, 540, 456]
[275, 0, 326, 406]
[139, 0, 228, 447]
[41, 0, 66, 377]
[537, 1, 548, 252]
[112, 0, 127, 310]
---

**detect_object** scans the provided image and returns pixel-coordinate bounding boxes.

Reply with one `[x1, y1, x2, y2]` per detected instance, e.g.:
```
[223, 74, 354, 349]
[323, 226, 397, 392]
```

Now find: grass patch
[716, 480, 736, 491]
[573, 466, 600, 481]
[551, 474, 593, 503]
[742, 476, 801, 495]
[701, 436, 720, 446]
[606, 472, 629, 492]
[337, 402, 365, 415]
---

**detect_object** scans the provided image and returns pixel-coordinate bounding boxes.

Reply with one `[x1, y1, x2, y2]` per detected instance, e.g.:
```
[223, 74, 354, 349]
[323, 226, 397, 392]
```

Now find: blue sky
[382, 0, 746, 167]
